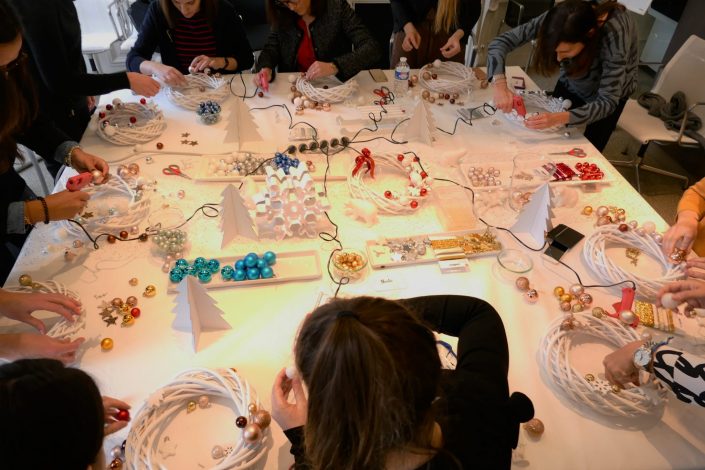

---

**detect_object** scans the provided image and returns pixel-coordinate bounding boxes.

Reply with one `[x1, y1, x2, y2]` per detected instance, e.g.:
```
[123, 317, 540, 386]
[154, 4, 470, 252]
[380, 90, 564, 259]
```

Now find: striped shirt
[173, 11, 217, 73]
[487, 7, 638, 126]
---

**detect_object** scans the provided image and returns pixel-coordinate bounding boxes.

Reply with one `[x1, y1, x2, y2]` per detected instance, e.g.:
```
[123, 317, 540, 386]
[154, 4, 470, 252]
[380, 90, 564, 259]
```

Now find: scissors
[373, 86, 394, 105]
[549, 147, 587, 158]
[162, 164, 191, 179]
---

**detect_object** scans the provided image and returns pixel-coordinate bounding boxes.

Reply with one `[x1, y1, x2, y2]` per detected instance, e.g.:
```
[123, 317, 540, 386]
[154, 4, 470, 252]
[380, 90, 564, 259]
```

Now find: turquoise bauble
[175, 258, 189, 269]
[221, 265, 234, 280]
[261, 266, 274, 279]
[208, 259, 220, 273]
[235, 259, 245, 270]
[233, 269, 246, 281]
[169, 268, 184, 283]
[256, 259, 267, 270]
[194, 257, 207, 268]
[246, 267, 260, 280]
[263, 251, 276, 266]
[198, 269, 212, 283]
[244, 254, 258, 268]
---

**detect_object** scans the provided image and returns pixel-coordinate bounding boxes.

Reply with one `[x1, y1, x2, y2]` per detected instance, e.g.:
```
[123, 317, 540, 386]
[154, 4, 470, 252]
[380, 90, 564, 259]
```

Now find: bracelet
[64, 145, 80, 168]
[224, 57, 232, 70]
[37, 196, 50, 224]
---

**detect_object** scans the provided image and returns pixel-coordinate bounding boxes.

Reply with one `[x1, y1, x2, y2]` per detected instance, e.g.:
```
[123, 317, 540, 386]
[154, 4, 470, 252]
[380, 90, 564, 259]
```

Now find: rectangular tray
[193, 152, 349, 182]
[366, 229, 502, 270]
[167, 250, 321, 292]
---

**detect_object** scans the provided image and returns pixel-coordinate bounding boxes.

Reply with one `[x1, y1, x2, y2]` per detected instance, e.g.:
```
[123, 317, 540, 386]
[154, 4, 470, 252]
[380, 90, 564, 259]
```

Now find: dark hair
[295, 296, 442, 470]
[265, 0, 327, 30]
[0, 0, 37, 173]
[533, 0, 625, 77]
[159, 0, 219, 29]
[0, 359, 105, 470]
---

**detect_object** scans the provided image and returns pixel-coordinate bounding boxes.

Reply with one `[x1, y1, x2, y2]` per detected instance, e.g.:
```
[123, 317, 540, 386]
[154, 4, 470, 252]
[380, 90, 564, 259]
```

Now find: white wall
[74, 0, 118, 35]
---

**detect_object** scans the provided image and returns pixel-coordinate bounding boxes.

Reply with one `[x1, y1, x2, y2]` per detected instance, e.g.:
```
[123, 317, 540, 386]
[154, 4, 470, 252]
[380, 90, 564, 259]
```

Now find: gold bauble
[101, 338, 114, 351]
[19, 274, 32, 287]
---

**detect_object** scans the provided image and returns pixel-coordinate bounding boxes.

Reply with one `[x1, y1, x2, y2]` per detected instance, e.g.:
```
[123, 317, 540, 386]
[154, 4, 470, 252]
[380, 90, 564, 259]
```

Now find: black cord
[228, 72, 259, 100]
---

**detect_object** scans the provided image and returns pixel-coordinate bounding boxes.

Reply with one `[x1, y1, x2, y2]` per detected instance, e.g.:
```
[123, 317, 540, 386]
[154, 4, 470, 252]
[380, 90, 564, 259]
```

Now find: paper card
[371, 273, 407, 291]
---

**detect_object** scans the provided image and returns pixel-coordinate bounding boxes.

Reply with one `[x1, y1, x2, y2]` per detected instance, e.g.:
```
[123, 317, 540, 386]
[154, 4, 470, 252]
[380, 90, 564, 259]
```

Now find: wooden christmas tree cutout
[172, 277, 231, 352]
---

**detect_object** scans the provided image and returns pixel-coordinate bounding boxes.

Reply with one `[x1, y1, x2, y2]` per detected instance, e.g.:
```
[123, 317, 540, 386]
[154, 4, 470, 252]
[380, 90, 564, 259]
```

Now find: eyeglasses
[0, 52, 27, 79]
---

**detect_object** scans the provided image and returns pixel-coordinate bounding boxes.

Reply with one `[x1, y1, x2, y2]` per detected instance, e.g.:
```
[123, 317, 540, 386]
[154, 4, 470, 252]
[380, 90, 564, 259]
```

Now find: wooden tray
[167, 250, 321, 292]
[193, 153, 349, 182]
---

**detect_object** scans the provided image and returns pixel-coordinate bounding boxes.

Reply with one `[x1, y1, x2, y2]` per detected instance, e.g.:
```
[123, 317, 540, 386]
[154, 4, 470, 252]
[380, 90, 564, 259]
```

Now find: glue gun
[512, 95, 527, 117]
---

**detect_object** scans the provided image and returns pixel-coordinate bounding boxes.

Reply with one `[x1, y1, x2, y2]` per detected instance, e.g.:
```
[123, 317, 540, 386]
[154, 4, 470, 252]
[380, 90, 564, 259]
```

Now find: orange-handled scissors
[549, 147, 587, 158]
[162, 164, 191, 179]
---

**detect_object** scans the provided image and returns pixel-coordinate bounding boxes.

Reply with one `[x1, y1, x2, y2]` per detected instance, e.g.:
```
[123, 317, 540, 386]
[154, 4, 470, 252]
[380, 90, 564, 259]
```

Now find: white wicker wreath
[4, 280, 86, 340]
[348, 153, 432, 215]
[418, 61, 475, 94]
[502, 90, 569, 132]
[126, 368, 270, 470]
[540, 313, 667, 418]
[583, 225, 685, 299]
[296, 75, 357, 103]
[94, 100, 166, 145]
[62, 174, 151, 239]
[166, 73, 231, 110]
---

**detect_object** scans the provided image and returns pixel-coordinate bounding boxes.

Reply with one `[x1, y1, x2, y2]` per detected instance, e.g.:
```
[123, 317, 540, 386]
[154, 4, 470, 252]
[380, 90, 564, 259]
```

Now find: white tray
[167, 250, 321, 292]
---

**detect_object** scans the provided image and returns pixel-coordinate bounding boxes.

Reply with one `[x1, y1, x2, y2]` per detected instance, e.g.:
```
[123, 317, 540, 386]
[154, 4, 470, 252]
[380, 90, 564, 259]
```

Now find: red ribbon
[609, 287, 638, 327]
[352, 155, 375, 178]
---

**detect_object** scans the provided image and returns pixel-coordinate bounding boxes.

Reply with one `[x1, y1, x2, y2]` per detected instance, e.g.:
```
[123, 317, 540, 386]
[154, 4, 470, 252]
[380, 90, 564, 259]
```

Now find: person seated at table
[0, 359, 131, 468]
[254, 0, 382, 88]
[0, 1, 108, 284]
[487, 0, 638, 151]
[0, 288, 83, 364]
[390, 0, 481, 69]
[603, 279, 705, 407]
[7, 0, 160, 176]
[271, 295, 534, 469]
[127, 0, 254, 87]
[662, 177, 705, 261]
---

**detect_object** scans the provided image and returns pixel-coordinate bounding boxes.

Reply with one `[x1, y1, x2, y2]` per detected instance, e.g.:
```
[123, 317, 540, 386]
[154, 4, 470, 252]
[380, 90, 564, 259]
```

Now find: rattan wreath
[348, 153, 431, 215]
[502, 90, 569, 132]
[166, 73, 231, 110]
[418, 61, 475, 94]
[126, 368, 270, 470]
[583, 225, 685, 299]
[62, 174, 151, 238]
[4, 280, 86, 339]
[95, 101, 166, 145]
[540, 313, 667, 418]
[296, 76, 357, 103]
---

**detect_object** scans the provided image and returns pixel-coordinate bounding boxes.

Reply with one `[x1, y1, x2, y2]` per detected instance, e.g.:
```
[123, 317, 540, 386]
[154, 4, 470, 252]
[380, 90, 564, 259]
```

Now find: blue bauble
[207, 259, 220, 273]
[175, 258, 189, 269]
[263, 251, 277, 265]
[234, 259, 245, 270]
[233, 268, 246, 281]
[198, 268, 212, 283]
[194, 257, 207, 268]
[261, 266, 274, 279]
[244, 254, 258, 268]
[256, 259, 268, 270]
[246, 267, 260, 280]
[221, 265, 234, 280]
[169, 268, 184, 283]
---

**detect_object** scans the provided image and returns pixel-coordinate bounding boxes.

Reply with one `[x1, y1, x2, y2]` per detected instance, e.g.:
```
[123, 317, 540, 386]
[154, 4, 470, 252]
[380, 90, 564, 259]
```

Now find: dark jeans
[553, 80, 628, 152]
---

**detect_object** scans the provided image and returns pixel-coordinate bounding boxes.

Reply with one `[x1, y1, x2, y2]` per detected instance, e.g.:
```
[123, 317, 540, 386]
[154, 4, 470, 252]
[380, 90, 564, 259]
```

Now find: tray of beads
[193, 152, 349, 182]
[166, 250, 321, 293]
[366, 229, 502, 270]
[459, 160, 612, 191]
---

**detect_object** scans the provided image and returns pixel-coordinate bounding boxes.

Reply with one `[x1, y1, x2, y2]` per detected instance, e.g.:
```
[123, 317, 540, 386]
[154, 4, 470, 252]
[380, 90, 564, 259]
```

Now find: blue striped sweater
[487, 7, 638, 126]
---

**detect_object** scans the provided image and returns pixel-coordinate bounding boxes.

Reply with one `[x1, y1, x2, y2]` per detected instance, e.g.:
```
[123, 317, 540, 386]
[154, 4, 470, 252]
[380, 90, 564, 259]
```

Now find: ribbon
[352, 155, 376, 178]
[609, 287, 638, 327]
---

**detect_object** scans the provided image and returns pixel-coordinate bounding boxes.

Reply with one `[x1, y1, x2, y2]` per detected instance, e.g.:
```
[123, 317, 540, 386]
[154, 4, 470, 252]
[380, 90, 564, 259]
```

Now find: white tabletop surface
[3, 66, 705, 469]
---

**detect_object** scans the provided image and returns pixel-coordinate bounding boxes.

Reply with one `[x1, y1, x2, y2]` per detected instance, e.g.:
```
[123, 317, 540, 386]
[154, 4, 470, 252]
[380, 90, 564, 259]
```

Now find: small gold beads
[19, 274, 33, 287]
[560, 293, 573, 303]
[143, 285, 157, 297]
[611, 385, 621, 393]
[101, 338, 114, 351]
[553, 286, 565, 298]
[129, 278, 139, 286]
[187, 401, 197, 413]
[523, 418, 545, 437]
[592, 307, 605, 318]
[333, 252, 365, 272]
[582, 206, 593, 215]
[584, 373, 595, 382]
[111, 297, 124, 307]
[248, 403, 258, 414]
[121, 315, 135, 327]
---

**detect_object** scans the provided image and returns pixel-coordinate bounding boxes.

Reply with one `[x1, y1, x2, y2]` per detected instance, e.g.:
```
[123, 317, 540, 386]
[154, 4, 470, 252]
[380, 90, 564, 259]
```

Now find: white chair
[613, 34, 705, 192]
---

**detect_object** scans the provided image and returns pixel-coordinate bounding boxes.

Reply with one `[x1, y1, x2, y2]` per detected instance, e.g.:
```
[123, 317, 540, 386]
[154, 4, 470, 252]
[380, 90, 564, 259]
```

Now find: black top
[8, 0, 130, 141]
[390, 0, 482, 35]
[283, 295, 534, 470]
[127, 0, 254, 75]
[255, 0, 382, 82]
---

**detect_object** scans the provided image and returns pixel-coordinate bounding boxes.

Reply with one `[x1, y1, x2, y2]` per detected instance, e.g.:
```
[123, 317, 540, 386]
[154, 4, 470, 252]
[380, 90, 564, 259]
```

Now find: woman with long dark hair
[271, 295, 534, 469]
[390, 0, 481, 69]
[488, 0, 637, 151]
[127, 0, 254, 86]
[254, 0, 381, 88]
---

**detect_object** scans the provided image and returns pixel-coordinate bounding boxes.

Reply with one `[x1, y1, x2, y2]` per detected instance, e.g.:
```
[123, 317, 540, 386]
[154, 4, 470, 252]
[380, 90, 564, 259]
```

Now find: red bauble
[258, 91, 264, 98]
[361, 148, 371, 157]
[420, 187, 428, 196]
[129, 116, 137, 124]
[106, 104, 113, 111]
[140, 98, 147, 105]
[107, 235, 117, 244]
[618, 224, 629, 232]
[116, 409, 130, 421]
[130, 307, 141, 318]
[410, 200, 419, 209]
[119, 230, 129, 239]
[397, 154, 404, 162]
[384, 190, 392, 199]
[235, 416, 247, 428]
[413, 156, 420, 162]
[156, 142, 164, 150]
[99, 112, 106, 119]
[420, 171, 428, 179]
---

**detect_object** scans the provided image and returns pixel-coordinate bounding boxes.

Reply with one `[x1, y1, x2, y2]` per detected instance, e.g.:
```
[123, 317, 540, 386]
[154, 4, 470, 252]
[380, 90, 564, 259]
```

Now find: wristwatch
[633, 336, 674, 370]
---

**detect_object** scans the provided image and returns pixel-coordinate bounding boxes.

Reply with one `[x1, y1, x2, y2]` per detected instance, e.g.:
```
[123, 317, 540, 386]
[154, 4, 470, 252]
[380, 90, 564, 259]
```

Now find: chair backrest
[653, 35, 705, 115]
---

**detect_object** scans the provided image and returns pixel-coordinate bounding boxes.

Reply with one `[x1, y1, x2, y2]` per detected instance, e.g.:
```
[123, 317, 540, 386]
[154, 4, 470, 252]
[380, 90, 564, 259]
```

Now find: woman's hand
[603, 340, 642, 388]
[1, 333, 84, 365]
[103, 396, 131, 435]
[657, 279, 705, 310]
[152, 63, 187, 87]
[402, 22, 421, 52]
[0, 290, 81, 334]
[492, 81, 514, 113]
[43, 190, 90, 221]
[440, 30, 464, 59]
[270, 368, 307, 431]
[189, 55, 226, 73]
[126, 72, 160, 97]
[254, 68, 272, 91]
[525, 111, 569, 130]
[70, 148, 109, 179]
[686, 257, 705, 280]
[662, 211, 699, 258]
[305, 61, 338, 80]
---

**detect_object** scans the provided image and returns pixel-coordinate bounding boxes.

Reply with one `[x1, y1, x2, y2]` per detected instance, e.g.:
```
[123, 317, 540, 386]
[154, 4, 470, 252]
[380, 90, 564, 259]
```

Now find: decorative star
[103, 315, 118, 326]
[181, 139, 189, 145]
[189, 141, 199, 146]
[181, 132, 190, 138]
[82, 212, 94, 219]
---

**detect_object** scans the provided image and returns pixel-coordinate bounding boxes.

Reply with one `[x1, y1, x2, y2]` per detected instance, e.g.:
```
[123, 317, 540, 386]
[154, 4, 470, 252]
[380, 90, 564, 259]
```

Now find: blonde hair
[433, 0, 459, 34]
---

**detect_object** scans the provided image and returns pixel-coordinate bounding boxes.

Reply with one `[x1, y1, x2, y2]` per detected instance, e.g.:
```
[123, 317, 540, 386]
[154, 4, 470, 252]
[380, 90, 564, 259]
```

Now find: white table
[3, 66, 705, 470]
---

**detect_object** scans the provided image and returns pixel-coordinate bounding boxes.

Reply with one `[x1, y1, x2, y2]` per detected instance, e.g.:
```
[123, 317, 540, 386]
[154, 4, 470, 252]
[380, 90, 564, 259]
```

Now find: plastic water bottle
[394, 57, 410, 97]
